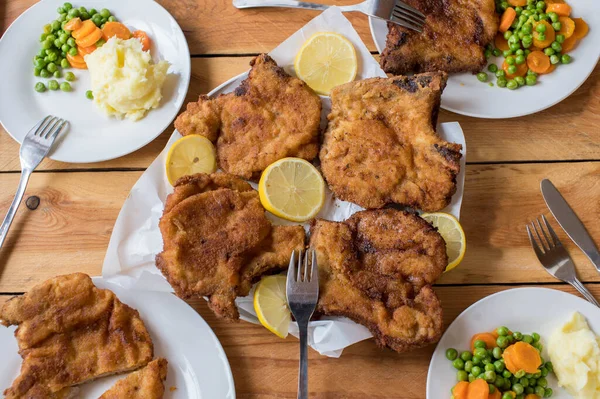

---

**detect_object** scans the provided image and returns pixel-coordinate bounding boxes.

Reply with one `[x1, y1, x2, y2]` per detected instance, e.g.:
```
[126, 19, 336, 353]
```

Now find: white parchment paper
[103, 7, 467, 357]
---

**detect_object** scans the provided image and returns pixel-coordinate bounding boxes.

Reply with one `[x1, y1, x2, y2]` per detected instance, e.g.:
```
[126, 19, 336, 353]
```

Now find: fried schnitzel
[174, 54, 322, 180]
[0, 273, 153, 399]
[157, 173, 305, 320]
[99, 358, 168, 399]
[380, 0, 498, 74]
[310, 209, 447, 352]
[320, 73, 462, 212]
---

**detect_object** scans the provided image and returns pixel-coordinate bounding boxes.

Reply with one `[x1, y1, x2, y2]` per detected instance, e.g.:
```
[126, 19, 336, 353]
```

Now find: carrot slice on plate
[64, 17, 82, 31]
[494, 33, 510, 51]
[527, 51, 551, 73]
[499, 8, 517, 33]
[67, 52, 87, 69]
[546, 3, 571, 16]
[557, 16, 576, 39]
[132, 30, 152, 52]
[573, 18, 589, 40]
[533, 20, 555, 48]
[561, 35, 578, 52]
[470, 332, 498, 351]
[452, 381, 469, 399]
[539, 63, 557, 74]
[77, 44, 96, 56]
[102, 22, 132, 40]
[508, 0, 526, 6]
[489, 389, 502, 399]
[76, 27, 102, 48]
[466, 379, 489, 399]
[72, 19, 96, 39]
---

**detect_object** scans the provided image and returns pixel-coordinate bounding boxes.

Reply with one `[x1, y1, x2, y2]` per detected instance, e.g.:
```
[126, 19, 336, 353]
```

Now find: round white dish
[426, 287, 600, 398]
[0, 0, 191, 163]
[0, 277, 235, 398]
[369, 0, 600, 119]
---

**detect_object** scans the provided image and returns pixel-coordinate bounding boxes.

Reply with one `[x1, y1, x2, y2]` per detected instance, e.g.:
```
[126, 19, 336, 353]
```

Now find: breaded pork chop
[0, 273, 153, 399]
[174, 54, 322, 180]
[310, 209, 447, 353]
[157, 173, 305, 320]
[380, 0, 498, 74]
[320, 73, 462, 212]
[99, 358, 168, 399]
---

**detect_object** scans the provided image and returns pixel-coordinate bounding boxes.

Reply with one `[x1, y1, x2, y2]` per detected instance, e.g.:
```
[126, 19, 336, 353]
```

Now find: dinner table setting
[0, 0, 599, 398]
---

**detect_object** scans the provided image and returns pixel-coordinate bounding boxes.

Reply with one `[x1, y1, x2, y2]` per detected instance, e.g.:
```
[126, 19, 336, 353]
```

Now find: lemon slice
[258, 157, 325, 222]
[165, 135, 217, 185]
[294, 32, 358, 95]
[254, 275, 290, 338]
[421, 212, 466, 272]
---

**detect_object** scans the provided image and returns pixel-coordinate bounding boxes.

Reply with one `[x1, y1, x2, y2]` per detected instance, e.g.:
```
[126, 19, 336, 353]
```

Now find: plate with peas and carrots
[426, 287, 600, 399]
[0, 0, 190, 163]
[369, 0, 599, 118]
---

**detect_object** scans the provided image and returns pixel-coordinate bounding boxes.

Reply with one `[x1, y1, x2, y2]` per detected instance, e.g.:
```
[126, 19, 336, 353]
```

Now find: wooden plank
[2, 284, 599, 398]
[1, 57, 598, 172]
[0, 162, 599, 292]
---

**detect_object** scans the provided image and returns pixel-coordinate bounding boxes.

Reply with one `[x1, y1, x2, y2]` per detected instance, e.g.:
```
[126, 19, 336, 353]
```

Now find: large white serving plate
[426, 287, 600, 398]
[0, 0, 191, 162]
[369, 0, 600, 118]
[0, 277, 235, 398]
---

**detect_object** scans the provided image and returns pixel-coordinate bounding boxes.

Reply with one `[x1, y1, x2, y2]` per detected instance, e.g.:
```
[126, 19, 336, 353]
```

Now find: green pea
[58, 13, 67, 22]
[497, 77, 508, 87]
[526, 74, 537, 86]
[506, 56, 516, 65]
[520, 13, 529, 21]
[555, 34, 565, 44]
[515, 76, 525, 86]
[525, 386, 534, 394]
[548, 12, 559, 22]
[482, 358, 492, 366]
[474, 347, 488, 358]
[515, 370, 526, 378]
[61, 21, 68, 29]
[539, 12, 547, 20]
[92, 14, 103, 26]
[453, 358, 465, 370]
[65, 71, 76, 81]
[510, 42, 521, 51]
[536, 23, 547, 33]
[544, 387, 553, 397]
[496, 70, 506, 78]
[552, 21, 561, 31]
[89, 8, 97, 16]
[536, 1, 545, 8]
[472, 366, 482, 376]
[461, 351, 473, 361]
[477, 72, 488, 82]
[108, 15, 117, 22]
[525, 49, 532, 55]
[96, 38, 106, 47]
[446, 348, 458, 360]
[78, 6, 87, 13]
[508, 65, 518, 74]
[515, 6, 523, 14]
[551, 41, 562, 52]
[500, 1, 509, 10]
[472, 355, 482, 365]
[502, 393, 513, 399]
[61, 58, 70, 68]
[47, 62, 58, 73]
[493, 359, 505, 372]
[545, 47, 555, 56]
[68, 8, 80, 18]
[537, 32, 547, 41]
[68, 47, 78, 56]
[34, 58, 47, 69]
[489, 384, 496, 394]
[474, 340, 487, 349]
[34, 67, 41, 77]
[40, 68, 51, 78]
[47, 80, 59, 91]
[502, 370, 512, 378]
[521, 377, 530, 387]
[533, 342, 543, 352]
[67, 38, 76, 47]
[51, 20, 61, 31]
[35, 82, 46, 92]
[465, 360, 474, 373]
[522, 335, 533, 344]
[484, 371, 496, 383]
[57, 6, 65, 13]
[63, 2, 73, 10]
[53, 70, 62, 78]
[60, 82, 72, 92]
[513, 383, 524, 394]
[485, 363, 496, 372]
[504, 30, 513, 40]
[80, 11, 90, 20]
[494, 376, 505, 387]
[521, 23, 533, 34]
[100, 8, 111, 18]
[468, 374, 476, 383]
[550, 54, 560, 64]
[561, 54, 572, 64]
[40, 32, 49, 42]
[503, 49, 514, 57]
[515, 54, 526, 64]
[493, 48, 502, 57]
[485, 49, 492, 58]
[457, 370, 469, 381]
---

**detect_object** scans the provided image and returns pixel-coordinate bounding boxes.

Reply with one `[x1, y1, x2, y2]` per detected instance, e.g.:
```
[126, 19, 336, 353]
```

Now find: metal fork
[233, 0, 426, 32]
[0, 116, 68, 250]
[287, 249, 319, 399]
[527, 215, 599, 307]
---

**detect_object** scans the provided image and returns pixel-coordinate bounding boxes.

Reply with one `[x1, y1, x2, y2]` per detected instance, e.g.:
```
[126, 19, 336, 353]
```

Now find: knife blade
[541, 178, 600, 273]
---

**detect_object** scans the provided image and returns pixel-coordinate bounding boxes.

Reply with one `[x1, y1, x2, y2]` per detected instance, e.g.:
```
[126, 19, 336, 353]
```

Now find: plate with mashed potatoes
[0, 0, 190, 163]
[427, 287, 600, 399]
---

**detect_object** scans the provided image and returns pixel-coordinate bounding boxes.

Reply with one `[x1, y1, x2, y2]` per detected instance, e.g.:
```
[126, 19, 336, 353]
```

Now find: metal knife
[541, 179, 600, 273]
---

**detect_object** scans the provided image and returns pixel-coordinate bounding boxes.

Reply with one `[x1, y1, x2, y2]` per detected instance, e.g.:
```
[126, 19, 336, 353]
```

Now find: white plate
[426, 287, 600, 398]
[369, 0, 600, 118]
[0, 0, 191, 162]
[0, 277, 235, 398]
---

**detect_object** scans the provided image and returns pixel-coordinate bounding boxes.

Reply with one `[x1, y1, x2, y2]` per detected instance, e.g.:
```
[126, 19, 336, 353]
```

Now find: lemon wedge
[421, 212, 466, 272]
[254, 275, 290, 338]
[294, 32, 358, 95]
[165, 135, 217, 185]
[258, 157, 325, 222]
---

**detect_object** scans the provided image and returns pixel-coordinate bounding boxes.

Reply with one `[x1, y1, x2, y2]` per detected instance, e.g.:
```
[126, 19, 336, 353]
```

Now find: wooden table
[1, 1, 599, 397]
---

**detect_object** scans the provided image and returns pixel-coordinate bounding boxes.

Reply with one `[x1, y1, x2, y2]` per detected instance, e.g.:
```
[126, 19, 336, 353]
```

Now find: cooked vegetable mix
[476, 0, 589, 89]
[448, 326, 556, 399]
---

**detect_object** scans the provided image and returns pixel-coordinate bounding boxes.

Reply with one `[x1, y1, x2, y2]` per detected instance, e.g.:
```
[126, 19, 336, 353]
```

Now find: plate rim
[0, 0, 192, 163]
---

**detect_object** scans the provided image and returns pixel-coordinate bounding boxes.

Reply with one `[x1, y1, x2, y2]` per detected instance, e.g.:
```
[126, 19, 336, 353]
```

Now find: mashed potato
[85, 37, 169, 121]
[548, 312, 600, 399]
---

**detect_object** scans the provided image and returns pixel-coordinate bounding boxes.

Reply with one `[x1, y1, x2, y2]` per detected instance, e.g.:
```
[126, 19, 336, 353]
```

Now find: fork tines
[391, 1, 426, 32]
[526, 215, 561, 255]
[288, 249, 318, 283]
[30, 115, 68, 140]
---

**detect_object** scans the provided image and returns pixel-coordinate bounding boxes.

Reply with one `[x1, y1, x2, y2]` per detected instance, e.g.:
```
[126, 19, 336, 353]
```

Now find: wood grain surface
[1, 0, 599, 398]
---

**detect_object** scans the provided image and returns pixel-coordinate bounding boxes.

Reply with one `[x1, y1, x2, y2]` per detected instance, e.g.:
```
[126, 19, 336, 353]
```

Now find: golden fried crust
[0, 273, 153, 399]
[320, 73, 462, 212]
[309, 210, 446, 353]
[174, 54, 321, 180]
[380, 0, 499, 74]
[157, 173, 306, 320]
[380, 0, 499, 75]
[99, 358, 168, 399]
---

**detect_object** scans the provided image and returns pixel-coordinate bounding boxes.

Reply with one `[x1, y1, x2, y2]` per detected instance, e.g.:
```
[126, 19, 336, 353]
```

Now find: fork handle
[0, 169, 32, 250]
[297, 321, 309, 399]
[570, 279, 600, 307]
[233, 0, 364, 12]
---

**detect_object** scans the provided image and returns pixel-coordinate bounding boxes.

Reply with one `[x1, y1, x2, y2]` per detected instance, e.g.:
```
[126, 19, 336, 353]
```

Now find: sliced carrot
[489, 389, 502, 399]
[539, 63, 557, 74]
[452, 381, 470, 399]
[546, 0, 564, 3]
[72, 19, 96, 39]
[573, 18, 589, 40]
[533, 20, 555, 48]
[76, 27, 102, 48]
[499, 7, 517, 33]
[101, 22, 132, 41]
[561, 34, 578, 52]
[546, 3, 571, 16]
[132, 30, 152, 52]
[66, 52, 87, 69]
[503, 342, 542, 374]
[502, 59, 528, 79]
[77, 44, 96, 56]
[525, 394, 541, 399]
[466, 379, 489, 399]
[557, 16, 576, 39]
[527, 51, 551, 73]
[471, 333, 498, 351]
[64, 17, 82, 31]
[494, 33, 510, 51]
[508, 0, 527, 6]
